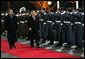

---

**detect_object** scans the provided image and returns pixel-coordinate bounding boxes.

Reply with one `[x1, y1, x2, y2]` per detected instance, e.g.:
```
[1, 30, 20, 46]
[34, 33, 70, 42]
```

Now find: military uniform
[19, 15, 25, 39]
[39, 11, 47, 43]
[46, 9, 55, 45]
[39, 11, 45, 37]
[54, 12, 62, 45]
[72, 11, 83, 48]
[61, 8, 72, 47]
[41, 13, 49, 43]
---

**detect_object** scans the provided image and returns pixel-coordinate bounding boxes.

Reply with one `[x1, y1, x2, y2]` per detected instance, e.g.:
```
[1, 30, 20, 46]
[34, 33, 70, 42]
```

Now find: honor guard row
[38, 8, 84, 49]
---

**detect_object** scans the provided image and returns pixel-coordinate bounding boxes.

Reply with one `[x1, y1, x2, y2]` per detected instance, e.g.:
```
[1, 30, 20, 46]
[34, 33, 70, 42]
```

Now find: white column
[76, 1, 79, 9]
[57, 1, 59, 9]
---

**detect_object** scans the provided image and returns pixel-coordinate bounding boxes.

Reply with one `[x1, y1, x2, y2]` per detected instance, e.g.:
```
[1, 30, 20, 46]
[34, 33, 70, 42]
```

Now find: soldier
[46, 9, 55, 45]
[39, 8, 47, 43]
[23, 11, 30, 39]
[62, 8, 72, 47]
[72, 8, 83, 49]
[42, 12, 50, 44]
[54, 8, 63, 46]
[19, 14, 25, 39]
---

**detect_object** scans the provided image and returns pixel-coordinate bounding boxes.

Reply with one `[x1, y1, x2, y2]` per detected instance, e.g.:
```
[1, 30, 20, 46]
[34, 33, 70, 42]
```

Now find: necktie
[34, 17, 35, 21]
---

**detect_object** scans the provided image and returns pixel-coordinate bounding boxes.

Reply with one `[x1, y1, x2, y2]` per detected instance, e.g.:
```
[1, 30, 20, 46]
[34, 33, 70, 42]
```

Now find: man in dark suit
[4, 9, 18, 49]
[27, 10, 40, 48]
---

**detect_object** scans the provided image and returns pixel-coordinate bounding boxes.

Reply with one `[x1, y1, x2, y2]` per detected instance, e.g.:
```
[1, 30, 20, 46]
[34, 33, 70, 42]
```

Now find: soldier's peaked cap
[67, 8, 72, 12]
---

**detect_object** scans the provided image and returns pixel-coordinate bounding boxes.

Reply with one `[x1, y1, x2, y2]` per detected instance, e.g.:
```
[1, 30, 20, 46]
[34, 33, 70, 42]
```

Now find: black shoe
[76, 45, 83, 50]
[41, 40, 46, 44]
[9, 47, 12, 49]
[55, 43, 62, 46]
[13, 45, 16, 48]
[12, 44, 16, 48]
[30, 46, 34, 48]
[48, 42, 54, 45]
[36, 46, 40, 48]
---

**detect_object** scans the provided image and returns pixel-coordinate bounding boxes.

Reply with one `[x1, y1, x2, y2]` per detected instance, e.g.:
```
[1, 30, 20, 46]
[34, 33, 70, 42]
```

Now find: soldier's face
[66, 10, 69, 13]
[72, 10, 75, 12]
[9, 10, 13, 15]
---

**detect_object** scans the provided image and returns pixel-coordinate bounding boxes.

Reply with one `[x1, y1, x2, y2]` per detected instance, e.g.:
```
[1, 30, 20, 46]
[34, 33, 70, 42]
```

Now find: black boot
[36, 43, 40, 48]
[30, 45, 34, 48]
[55, 43, 62, 46]
[9, 47, 12, 49]
[76, 45, 83, 50]
[9, 43, 12, 49]
[36, 45, 40, 48]
[41, 40, 46, 44]
[48, 41, 54, 45]
[12, 43, 16, 48]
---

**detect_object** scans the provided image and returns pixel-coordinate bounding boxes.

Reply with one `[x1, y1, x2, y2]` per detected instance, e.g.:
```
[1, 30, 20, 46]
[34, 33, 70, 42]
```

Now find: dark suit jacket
[4, 14, 18, 32]
[27, 15, 39, 32]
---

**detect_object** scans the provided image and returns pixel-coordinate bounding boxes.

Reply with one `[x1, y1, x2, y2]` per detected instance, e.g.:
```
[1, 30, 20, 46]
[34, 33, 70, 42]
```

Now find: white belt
[64, 21, 71, 23]
[40, 19, 44, 21]
[20, 21, 25, 23]
[17, 23, 19, 24]
[16, 15, 18, 16]
[47, 21, 52, 22]
[61, 23, 63, 25]
[71, 23, 73, 25]
[44, 22, 46, 25]
[75, 22, 81, 24]
[53, 23, 55, 25]
[55, 21, 61, 23]
[82, 24, 84, 26]
[25, 20, 27, 22]
[1, 19, 4, 22]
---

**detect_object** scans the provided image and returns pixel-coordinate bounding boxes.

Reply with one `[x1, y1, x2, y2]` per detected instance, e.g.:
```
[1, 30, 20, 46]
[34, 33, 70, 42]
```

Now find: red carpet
[1, 39, 82, 58]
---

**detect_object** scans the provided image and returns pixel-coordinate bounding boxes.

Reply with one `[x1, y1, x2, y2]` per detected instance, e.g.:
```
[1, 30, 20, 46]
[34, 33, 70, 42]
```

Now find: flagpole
[57, 1, 59, 9]
[76, 1, 79, 9]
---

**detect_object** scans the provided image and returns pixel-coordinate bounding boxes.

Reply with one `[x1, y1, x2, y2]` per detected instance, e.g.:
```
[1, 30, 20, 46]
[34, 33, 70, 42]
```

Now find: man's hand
[5, 30, 7, 35]
[29, 28, 32, 31]
[5, 30, 7, 33]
